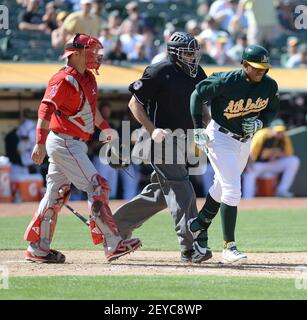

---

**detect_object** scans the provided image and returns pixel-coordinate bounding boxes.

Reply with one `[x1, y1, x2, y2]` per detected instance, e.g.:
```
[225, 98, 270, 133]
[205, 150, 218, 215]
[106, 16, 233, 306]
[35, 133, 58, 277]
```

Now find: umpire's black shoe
[191, 243, 213, 264]
[180, 249, 194, 262]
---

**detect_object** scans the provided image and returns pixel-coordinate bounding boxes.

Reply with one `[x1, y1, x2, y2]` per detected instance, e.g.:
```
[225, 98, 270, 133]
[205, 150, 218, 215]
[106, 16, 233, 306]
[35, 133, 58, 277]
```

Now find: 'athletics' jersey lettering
[224, 97, 269, 119]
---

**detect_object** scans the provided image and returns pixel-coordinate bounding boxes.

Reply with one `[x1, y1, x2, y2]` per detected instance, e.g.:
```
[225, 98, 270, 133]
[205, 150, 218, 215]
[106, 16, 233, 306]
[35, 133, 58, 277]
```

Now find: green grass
[0, 275, 306, 300]
[1, 208, 307, 252]
[1, 208, 306, 300]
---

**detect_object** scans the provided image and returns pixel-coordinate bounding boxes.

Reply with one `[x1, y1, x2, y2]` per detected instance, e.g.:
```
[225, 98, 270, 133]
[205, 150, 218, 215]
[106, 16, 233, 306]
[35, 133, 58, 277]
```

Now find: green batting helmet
[242, 45, 272, 70]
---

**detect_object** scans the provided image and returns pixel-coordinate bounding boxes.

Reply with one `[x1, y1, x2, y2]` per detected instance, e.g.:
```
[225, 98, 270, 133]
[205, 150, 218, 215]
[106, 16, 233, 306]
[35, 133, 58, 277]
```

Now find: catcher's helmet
[61, 33, 104, 73]
[167, 31, 201, 78]
[242, 44, 271, 70]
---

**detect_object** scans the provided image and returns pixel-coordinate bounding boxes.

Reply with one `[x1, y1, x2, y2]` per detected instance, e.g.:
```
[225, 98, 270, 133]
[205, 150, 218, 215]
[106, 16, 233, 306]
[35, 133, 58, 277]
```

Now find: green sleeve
[190, 89, 204, 128]
[258, 81, 280, 127]
[190, 73, 223, 128]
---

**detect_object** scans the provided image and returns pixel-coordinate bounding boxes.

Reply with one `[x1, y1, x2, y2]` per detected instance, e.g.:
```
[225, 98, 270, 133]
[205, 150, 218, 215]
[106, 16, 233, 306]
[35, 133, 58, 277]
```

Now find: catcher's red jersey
[42, 66, 97, 141]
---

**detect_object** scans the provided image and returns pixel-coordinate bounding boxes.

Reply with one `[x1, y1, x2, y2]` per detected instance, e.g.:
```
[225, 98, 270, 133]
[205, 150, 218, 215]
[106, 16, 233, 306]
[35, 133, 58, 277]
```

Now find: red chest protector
[48, 66, 98, 140]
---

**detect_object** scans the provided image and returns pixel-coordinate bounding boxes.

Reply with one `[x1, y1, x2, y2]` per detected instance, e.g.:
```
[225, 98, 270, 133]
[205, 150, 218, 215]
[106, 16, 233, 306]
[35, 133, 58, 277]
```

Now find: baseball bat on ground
[65, 204, 90, 226]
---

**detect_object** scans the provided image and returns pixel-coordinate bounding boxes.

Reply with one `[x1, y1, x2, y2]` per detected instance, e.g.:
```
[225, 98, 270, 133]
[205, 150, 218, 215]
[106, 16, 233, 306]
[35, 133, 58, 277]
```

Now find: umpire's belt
[52, 131, 86, 142]
[218, 126, 249, 142]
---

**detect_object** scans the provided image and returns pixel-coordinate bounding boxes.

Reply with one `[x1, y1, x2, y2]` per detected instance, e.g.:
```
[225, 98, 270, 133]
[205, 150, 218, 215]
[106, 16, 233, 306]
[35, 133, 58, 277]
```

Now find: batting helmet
[61, 33, 104, 73]
[242, 44, 272, 70]
[167, 31, 201, 78]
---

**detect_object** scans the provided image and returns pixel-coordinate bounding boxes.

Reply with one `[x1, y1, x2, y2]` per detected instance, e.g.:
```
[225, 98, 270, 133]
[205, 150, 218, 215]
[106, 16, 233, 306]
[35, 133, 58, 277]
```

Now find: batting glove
[194, 128, 210, 151]
[242, 118, 263, 136]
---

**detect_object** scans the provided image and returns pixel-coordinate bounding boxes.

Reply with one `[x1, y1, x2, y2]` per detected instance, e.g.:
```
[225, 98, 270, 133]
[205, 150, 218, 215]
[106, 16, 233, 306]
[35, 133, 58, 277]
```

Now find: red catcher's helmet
[61, 33, 104, 73]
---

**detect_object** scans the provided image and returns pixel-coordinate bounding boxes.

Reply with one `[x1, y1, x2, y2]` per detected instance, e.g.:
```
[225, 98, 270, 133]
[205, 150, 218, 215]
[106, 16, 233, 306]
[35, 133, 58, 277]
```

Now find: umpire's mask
[167, 32, 201, 78]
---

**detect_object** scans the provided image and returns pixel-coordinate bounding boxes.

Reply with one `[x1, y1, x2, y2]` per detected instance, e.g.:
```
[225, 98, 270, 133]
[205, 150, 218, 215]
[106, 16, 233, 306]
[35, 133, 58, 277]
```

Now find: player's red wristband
[98, 120, 110, 130]
[36, 128, 48, 145]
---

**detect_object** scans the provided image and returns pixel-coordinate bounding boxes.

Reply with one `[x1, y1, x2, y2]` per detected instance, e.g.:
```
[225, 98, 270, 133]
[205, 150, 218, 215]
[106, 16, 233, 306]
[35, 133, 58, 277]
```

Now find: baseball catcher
[24, 33, 141, 263]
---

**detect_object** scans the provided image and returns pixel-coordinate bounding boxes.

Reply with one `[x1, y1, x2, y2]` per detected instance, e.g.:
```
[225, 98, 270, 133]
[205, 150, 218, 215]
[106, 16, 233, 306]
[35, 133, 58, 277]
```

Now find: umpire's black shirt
[129, 59, 207, 132]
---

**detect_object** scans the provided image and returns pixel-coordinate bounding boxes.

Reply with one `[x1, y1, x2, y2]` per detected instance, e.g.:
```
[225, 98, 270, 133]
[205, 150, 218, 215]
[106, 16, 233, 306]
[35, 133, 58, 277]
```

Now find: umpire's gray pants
[113, 161, 197, 252]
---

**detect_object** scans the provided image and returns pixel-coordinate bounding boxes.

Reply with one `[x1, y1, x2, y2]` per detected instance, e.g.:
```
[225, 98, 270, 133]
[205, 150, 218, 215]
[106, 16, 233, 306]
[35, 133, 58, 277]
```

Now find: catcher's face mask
[61, 33, 104, 73]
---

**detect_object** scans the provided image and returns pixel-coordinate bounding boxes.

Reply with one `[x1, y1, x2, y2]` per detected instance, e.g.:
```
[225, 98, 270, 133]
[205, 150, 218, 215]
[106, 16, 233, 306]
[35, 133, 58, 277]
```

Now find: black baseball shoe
[180, 249, 194, 262]
[191, 242, 213, 264]
[26, 249, 66, 263]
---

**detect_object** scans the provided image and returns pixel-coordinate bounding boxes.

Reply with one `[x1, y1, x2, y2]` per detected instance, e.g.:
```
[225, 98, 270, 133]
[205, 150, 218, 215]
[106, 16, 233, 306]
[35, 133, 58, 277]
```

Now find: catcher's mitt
[107, 144, 130, 170]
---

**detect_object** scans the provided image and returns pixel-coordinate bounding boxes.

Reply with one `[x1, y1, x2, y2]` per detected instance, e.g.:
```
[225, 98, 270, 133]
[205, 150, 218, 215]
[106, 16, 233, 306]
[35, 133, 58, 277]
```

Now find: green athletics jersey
[190, 69, 280, 136]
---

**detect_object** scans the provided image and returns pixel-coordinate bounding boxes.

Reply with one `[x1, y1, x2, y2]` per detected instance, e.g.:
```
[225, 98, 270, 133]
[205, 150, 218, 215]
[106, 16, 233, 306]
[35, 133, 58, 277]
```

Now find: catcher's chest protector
[53, 67, 97, 134]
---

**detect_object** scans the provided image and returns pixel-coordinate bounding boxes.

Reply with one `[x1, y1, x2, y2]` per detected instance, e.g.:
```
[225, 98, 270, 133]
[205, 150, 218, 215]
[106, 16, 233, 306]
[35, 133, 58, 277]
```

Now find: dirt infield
[1, 198, 307, 278]
[1, 250, 307, 278]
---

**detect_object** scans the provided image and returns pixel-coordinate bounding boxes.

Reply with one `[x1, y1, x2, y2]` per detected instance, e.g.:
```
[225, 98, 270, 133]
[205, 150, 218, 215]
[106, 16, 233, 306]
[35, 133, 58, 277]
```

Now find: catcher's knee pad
[24, 185, 71, 248]
[89, 175, 119, 245]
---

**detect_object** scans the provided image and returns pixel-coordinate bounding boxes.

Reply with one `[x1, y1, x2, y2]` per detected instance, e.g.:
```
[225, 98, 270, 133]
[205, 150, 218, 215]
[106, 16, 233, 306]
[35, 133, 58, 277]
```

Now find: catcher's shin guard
[89, 174, 120, 247]
[24, 185, 71, 250]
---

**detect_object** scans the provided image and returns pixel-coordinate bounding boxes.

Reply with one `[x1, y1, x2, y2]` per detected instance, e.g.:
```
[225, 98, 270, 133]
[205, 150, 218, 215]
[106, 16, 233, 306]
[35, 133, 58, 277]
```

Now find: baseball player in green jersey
[188, 44, 280, 263]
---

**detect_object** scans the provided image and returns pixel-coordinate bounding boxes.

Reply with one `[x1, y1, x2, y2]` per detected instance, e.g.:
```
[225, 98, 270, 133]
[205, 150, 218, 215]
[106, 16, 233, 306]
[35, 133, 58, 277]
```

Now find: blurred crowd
[2, 0, 307, 201]
[0, 0, 305, 67]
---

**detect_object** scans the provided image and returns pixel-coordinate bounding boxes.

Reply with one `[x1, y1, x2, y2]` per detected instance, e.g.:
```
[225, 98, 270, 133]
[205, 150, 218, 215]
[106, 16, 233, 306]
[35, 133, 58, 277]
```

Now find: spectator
[198, 16, 223, 55]
[51, 10, 70, 49]
[210, 31, 234, 65]
[151, 25, 175, 64]
[98, 23, 113, 56]
[104, 37, 127, 64]
[62, 0, 101, 38]
[197, 36, 217, 65]
[107, 10, 122, 36]
[119, 20, 144, 59]
[243, 0, 281, 46]
[42, 1, 58, 31]
[119, 1, 146, 35]
[142, 27, 156, 62]
[196, 0, 210, 18]
[214, 0, 248, 34]
[5, 112, 39, 180]
[285, 43, 307, 69]
[227, 32, 248, 64]
[128, 41, 150, 63]
[208, 0, 228, 18]
[92, 0, 105, 18]
[16, 0, 28, 7]
[228, 0, 249, 35]
[185, 19, 201, 37]
[280, 36, 299, 68]
[276, 0, 300, 33]
[18, 0, 50, 33]
[242, 119, 300, 198]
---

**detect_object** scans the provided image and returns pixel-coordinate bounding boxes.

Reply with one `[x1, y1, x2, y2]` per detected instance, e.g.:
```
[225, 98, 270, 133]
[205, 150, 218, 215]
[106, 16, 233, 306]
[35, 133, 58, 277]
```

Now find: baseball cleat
[191, 242, 213, 263]
[25, 249, 66, 263]
[180, 249, 194, 262]
[222, 242, 247, 264]
[107, 238, 142, 262]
